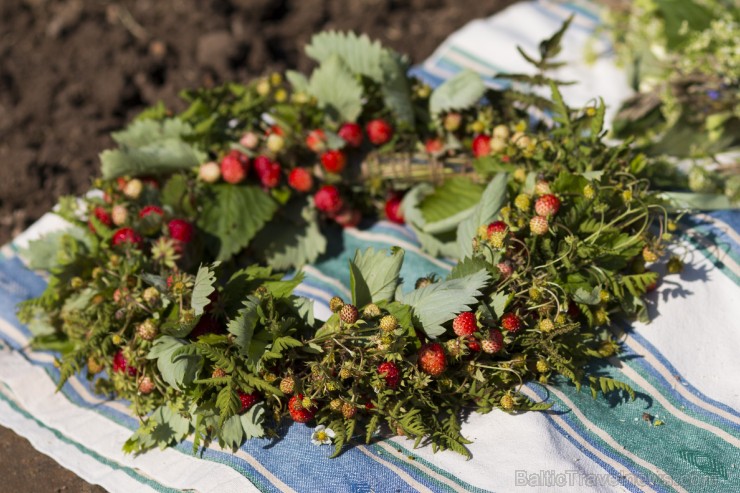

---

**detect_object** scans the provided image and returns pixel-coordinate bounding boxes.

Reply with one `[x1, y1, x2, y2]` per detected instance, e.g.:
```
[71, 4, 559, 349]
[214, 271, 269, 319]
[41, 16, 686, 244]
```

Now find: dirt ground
[0, 0, 516, 490]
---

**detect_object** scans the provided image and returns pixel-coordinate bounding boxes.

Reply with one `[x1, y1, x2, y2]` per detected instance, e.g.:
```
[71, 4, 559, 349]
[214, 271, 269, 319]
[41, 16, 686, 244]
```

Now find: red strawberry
[139, 205, 164, 219]
[384, 194, 405, 224]
[534, 194, 561, 217]
[496, 261, 513, 278]
[377, 361, 401, 389]
[238, 391, 261, 413]
[254, 155, 281, 188]
[168, 219, 193, 243]
[501, 312, 522, 333]
[305, 129, 327, 153]
[466, 336, 481, 353]
[472, 134, 491, 157]
[481, 328, 504, 354]
[320, 149, 347, 173]
[268, 125, 283, 136]
[314, 185, 343, 215]
[333, 207, 362, 228]
[288, 394, 317, 423]
[89, 206, 112, 232]
[418, 342, 446, 376]
[487, 221, 508, 235]
[112, 227, 142, 248]
[288, 168, 313, 192]
[112, 351, 137, 376]
[338, 122, 363, 147]
[530, 216, 549, 235]
[365, 119, 393, 145]
[452, 312, 477, 337]
[220, 150, 250, 184]
[425, 138, 444, 154]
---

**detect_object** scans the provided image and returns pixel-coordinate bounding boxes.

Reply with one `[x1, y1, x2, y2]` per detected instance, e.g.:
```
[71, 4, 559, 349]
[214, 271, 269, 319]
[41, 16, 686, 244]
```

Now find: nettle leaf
[192, 263, 219, 316]
[400, 269, 489, 338]
[198, 184, 278, 261]
[227, 296, 260, 356]
[111, 118, 193, 148]
[241, 402, 267, 439]
[457, 173, 508, 259]
[100, 139, 206, 180]
[147, 336, 202, 391]
[419, 177, 484, 233]
[308, 55, 363, 123]
[430, 70, 485, 117]
[251, 199, 327, 269]
[349, 247, 405, 307]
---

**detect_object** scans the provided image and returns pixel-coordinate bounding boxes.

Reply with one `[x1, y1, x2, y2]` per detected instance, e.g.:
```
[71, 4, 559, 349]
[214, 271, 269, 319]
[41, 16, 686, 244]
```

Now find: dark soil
[0, 0, 516, 490]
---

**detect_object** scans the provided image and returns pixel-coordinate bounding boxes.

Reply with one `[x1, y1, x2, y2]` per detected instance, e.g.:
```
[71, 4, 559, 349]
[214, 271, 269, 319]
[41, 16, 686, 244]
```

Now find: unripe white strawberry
[111, 205, 128, 226]
[530, 216, 549, 235]
[266, 133, 285, 153]
[124, 179, 143, 199]
[240, 131, 260, 149]
[199, 161, 221, 183]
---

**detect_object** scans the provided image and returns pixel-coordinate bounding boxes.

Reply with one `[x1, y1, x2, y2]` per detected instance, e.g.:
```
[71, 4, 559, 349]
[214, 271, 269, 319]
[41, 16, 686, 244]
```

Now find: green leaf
[227, 297, 260, 355]
[654, 0, 713, 50]
[448, 256, 489, 281]
[198, 184, 278, 261]
[161, 174, 195, 216]
[192, 263, 218, 316]
[658, 192, 733, 211]
[430, 70, 485, 117]
[573, 286, 601, 305]
[285, 70, 309, 93]
[308, 55, 363, 123]
[400, 269, 489, 338]
[349, 261, 372, 309]
[21, 227, 89, 271]
[490, 291, 512, 318]
[148, 405, 192, 450]
[419, 177, 484, 232]
[240, 402, 267, 439]
[457, 173, 508, 259]
[251, 200, 327, 269]
[147, 336, 202, 391]
[349, 248, 405, 307]
[111, 118, 193, 148]
[220, 415, 245, 450]
[100, 139, 206, 180]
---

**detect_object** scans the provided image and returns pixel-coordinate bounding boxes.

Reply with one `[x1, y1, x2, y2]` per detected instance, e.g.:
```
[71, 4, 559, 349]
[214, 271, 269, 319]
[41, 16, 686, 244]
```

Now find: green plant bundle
[17, 26, 694, 458]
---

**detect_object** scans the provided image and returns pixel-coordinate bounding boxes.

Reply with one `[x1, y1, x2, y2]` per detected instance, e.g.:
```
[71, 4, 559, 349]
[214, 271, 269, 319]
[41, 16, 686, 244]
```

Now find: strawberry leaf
[308, 55, 363, 123]
[457, 173, 508, 259]
[429, 70, 485, 117]
[349, 247, 405, 307]
[192, 263, 219, 316]
[147, 336, 203, 391]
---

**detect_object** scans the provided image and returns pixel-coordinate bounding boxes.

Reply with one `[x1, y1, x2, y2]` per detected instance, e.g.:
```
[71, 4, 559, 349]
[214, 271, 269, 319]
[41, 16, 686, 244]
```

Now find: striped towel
[1, 2, 739, 492]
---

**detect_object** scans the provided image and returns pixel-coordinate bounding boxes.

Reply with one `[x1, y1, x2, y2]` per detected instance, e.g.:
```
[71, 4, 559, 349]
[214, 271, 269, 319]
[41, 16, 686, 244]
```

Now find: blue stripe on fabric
[624, 327, 740, 425]
[530, 1, 596, 34]
[526, 383, 673, 493]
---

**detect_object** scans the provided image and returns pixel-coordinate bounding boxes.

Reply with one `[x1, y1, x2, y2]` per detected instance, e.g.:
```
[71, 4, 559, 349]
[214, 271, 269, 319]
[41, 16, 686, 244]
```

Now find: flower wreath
[19, 26, 687, 458]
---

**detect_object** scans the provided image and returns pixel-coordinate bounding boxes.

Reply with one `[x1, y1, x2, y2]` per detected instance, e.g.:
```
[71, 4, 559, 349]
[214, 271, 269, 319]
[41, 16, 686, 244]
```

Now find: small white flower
[310, 425, 335, 446]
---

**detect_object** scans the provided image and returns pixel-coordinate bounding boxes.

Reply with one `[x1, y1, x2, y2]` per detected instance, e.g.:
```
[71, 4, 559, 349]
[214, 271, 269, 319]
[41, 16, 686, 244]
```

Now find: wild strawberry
[500, 394, 514, 410]
[377, 361, 401, 389]
[363, 303, 381, 318]
[87, 357, 103, 375]
[497, 261, 513, 278]
[443, 112, 462, 132]
[534, 194, 561, 217]
[379, 315, 398, 333]
[266, 133, 285, 153]
[221, 150, 250, 184]
[320, 149, 347, 173]
[329, 296, 344, 313]
[529, 215, 549, 235]
[112, 227, 142, 248]
[493, 124, 510, 140]
[279, 376, 295, 394]
[534, 180, 551, 195]
[487, 221, 507, 235]
[288, 394, 316, 423]
[199, 161, 221, 183]
[136, 319, 158, 341]
[91, 206, 112, 228]
[112, 351, 137, 376]
[314, 185, 343, 215]
[642, 246, 658, 263]
[501, 312, 522, 333]
[465, 336, 481, 353]
[539, 318, 554, 333]
[425, 138, 444, 154]
[139, 205, 164, 219]
[365, 119, 393, 145]
[481, 328, 504, 354]
[239, 131, 259, 149]
[288, 167, 313, 192]
[138, 376, 156, 394]
[338, 122, 363, 147]
[305, 129, 327, 152]
[446, 338, 463, 357]
[472, 134, 491, 157]
[238, 391, 260, 413]
[267, 125, 283, 136]
[452, 312, 477, 337]
[384, 194, 405, 224]
[124, 179, 143, 199]
[212, 367, 227, 378]
[536, 359, 549, 373]
[418, 342, 446, 376]
[339, 304, 359, 324]
[415, 277, 434, 289]
[168, 219, 193, 243]
[111, 205, 128, 226]
[341, 402, 357, 419]
[329, 398, 343, 411]
[253, 156, 281, 188]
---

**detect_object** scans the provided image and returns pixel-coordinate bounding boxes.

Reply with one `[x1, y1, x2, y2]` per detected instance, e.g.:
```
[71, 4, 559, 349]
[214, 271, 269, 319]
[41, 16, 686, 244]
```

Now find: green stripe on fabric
[0, 390, 179, 493]
[550, 365, 740, 492]
[370, 440, 492, 493]
[682, 233, 740, 286]
[448, 45, 509, 74]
